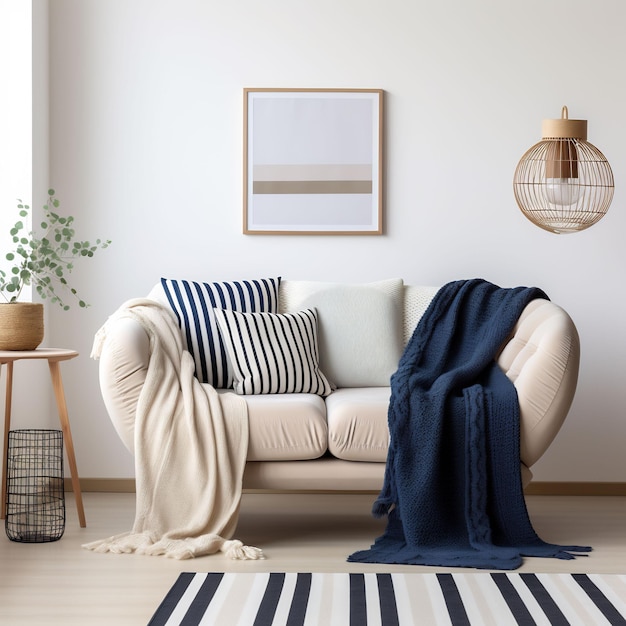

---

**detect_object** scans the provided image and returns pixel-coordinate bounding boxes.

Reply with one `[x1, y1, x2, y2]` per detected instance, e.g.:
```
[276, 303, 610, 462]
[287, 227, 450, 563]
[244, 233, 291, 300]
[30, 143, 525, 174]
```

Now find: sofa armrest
[497, 298, 580, 468]
[98, 316, 151, 452]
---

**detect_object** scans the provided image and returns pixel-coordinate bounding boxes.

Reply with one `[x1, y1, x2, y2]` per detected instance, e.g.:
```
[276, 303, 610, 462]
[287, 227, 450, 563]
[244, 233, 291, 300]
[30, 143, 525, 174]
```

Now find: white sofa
[97, 278, 580, 491]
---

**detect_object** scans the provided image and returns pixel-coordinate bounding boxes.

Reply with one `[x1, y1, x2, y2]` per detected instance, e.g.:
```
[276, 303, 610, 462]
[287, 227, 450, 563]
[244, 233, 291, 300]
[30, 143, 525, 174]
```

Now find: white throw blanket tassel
[83, 533, 264, 560]
[221, 539, 265, 560]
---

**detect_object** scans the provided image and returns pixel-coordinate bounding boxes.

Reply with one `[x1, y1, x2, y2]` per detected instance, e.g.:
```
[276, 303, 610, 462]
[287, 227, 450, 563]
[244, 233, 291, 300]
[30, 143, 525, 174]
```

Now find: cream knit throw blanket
[83, 298, 263, 560]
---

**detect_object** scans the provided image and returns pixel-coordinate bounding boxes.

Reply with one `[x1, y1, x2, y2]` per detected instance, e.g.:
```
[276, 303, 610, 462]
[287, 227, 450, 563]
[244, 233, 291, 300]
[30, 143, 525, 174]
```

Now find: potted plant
[0, 189, 110, 350]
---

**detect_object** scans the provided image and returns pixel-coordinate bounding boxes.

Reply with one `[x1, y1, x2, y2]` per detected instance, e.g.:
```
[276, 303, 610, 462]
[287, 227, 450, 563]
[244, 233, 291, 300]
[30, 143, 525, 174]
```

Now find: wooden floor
[0, 492, 624, 625]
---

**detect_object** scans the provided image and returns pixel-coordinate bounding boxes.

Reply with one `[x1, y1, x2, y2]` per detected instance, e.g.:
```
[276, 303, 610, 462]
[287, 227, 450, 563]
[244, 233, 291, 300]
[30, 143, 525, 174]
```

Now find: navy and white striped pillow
[160, 277, 281, 387]
[213, 308, 332, 396]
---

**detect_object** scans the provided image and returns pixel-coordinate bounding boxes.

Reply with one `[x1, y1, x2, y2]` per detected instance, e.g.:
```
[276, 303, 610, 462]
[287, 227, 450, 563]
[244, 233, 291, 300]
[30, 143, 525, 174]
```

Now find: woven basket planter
[0, 303, 44, 351]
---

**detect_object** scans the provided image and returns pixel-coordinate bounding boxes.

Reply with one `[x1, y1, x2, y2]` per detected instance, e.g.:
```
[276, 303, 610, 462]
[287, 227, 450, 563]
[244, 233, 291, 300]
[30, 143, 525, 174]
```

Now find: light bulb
[545, 177, 580, 206]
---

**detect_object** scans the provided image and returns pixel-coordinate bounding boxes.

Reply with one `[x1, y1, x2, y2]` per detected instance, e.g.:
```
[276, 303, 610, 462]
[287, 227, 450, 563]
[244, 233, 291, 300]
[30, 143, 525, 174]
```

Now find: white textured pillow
[213, 308, 332, 396]
[280, 279, 404, 387]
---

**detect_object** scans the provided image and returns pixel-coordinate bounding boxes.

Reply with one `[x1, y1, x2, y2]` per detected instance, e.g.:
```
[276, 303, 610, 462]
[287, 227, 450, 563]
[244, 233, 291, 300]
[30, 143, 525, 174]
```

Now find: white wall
[40, 0, 626, 483]
[0, 1, 53, 435]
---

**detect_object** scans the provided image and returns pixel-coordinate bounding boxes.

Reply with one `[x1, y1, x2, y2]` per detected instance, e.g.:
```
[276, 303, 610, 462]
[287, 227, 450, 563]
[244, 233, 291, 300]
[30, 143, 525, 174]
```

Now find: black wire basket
[5, 429, 65, 543]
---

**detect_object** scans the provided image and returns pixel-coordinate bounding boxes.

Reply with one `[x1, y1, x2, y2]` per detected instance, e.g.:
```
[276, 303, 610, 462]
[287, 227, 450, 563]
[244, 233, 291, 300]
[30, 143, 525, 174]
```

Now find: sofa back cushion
[280, 279, 404, 388]
[401, 285, 438, 345]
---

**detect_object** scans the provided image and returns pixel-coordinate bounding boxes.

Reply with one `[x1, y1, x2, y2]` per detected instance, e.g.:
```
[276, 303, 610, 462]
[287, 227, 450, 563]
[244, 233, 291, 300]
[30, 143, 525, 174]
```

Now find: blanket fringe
[221, 539, 265, 560]
[529, 546, 591, 561]
[83, 533, 264, 560]
[82, 530, 157, 554]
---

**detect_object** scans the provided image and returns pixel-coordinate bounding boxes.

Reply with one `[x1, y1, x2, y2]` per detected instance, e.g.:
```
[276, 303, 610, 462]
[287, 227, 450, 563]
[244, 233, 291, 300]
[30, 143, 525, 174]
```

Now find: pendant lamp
[513, 106, 614, 234]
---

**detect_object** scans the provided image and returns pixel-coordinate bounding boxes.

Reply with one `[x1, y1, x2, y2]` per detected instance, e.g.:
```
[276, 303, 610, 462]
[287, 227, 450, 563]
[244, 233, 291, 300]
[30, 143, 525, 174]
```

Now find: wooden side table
[0, 348, 86, 527]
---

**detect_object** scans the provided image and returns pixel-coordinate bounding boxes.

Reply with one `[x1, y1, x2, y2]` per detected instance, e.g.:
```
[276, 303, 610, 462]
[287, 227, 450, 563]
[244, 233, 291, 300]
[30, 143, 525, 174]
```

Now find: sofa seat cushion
[216, 391, 328, 461]
[326, 387, 390, 462]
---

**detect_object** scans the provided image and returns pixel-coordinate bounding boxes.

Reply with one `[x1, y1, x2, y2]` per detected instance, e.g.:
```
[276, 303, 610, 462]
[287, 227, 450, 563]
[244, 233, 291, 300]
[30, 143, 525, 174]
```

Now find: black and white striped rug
[148, 572, 626, 625]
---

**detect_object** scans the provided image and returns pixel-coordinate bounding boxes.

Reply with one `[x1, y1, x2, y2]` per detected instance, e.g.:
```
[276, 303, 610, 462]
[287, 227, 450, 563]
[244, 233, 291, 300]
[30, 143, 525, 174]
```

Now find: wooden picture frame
[243, 88, 383, 235]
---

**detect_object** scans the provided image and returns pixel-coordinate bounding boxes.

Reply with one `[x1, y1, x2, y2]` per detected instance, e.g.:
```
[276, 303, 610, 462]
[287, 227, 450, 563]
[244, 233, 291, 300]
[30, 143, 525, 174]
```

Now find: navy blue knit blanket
[348, 279, 591, 570]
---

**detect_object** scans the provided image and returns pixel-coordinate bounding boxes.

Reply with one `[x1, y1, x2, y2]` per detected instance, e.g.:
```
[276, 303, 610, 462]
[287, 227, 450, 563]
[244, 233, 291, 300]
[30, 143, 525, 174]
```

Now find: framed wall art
[243, 88, 383, 235]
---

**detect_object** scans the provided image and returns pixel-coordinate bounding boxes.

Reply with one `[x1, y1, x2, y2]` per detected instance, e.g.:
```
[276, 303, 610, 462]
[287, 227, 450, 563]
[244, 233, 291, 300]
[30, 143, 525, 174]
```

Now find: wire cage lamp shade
[513, 106, 614, 234]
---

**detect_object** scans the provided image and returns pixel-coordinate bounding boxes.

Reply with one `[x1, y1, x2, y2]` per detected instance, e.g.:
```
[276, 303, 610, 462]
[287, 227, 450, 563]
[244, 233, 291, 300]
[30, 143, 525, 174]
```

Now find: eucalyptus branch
[0, 189, 111, 310]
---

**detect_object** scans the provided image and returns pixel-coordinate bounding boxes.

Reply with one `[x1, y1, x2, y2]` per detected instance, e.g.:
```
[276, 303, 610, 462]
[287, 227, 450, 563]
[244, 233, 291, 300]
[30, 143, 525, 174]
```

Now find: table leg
[48, 361, 86, 528]
[1, 362, 13, 520]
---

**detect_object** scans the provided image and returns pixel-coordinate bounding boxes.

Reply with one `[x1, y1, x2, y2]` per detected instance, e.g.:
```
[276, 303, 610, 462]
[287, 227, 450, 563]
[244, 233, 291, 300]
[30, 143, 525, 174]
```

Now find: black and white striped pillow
[213, 308, 332, 396]
[160, 277, 281, 387]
